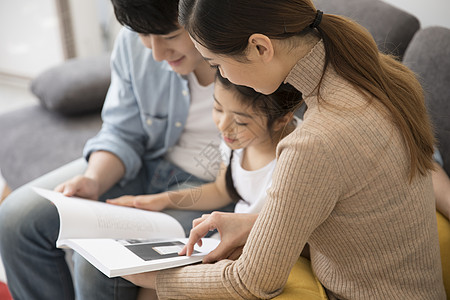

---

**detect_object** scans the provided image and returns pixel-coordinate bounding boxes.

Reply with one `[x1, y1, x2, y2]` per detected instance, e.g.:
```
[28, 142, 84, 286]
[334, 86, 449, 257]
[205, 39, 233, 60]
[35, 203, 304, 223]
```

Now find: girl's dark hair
[225, 150, 242, 203]
[111, 0, 179, 35]
[180, 0, 435, 180]
[215, 71, 302, 132]
[216, 71, 302, 202]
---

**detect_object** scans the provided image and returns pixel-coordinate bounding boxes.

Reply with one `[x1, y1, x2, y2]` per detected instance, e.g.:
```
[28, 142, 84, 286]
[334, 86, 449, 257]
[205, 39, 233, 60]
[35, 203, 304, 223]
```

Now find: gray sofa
[402, 26, 450, 176]
[0, 56, 109, 189]
[0, 0, 448, 190]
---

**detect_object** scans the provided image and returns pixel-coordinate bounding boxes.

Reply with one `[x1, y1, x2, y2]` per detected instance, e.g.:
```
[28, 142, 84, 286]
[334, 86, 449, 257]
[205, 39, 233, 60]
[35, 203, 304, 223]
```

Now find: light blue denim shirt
[84, 28, 191, 184]
[434, 148, 444, 166]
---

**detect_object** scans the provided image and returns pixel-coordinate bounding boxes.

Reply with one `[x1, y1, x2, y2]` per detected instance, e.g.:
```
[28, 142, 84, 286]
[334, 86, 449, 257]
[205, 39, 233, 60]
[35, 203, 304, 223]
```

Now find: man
[0, 1, 231, 299]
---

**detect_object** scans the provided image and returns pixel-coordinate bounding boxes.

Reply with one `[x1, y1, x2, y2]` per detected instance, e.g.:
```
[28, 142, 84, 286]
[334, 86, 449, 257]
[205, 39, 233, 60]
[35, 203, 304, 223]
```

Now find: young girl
[107, 72, 302, 215]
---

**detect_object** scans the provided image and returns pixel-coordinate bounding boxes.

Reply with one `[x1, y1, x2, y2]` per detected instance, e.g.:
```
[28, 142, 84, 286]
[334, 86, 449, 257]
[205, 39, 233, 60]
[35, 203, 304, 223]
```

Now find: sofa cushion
[0, 105, 102, 189]
[30, 54, 111, 115]
[273, 257, 327, 300]
[314, 0, 420, 58]
[437, 211, 450, 297]
[403, 27, 450, 175]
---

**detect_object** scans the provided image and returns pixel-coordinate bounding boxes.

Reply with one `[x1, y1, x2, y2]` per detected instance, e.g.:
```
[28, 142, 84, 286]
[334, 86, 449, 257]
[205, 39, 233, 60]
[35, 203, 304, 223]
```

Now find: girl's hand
[55, 175, 100, 200]
[179, 212, 258, 263]
[106, 193, 170, 211]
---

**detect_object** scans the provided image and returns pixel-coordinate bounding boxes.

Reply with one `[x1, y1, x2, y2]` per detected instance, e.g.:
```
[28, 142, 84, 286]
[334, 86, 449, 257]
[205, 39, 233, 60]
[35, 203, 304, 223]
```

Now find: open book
[33, 187, 219, 278]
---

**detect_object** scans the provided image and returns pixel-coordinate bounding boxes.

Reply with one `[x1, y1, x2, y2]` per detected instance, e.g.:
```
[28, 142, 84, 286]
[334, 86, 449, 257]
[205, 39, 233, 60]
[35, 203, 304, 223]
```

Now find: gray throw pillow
[30, 53, 111, 115]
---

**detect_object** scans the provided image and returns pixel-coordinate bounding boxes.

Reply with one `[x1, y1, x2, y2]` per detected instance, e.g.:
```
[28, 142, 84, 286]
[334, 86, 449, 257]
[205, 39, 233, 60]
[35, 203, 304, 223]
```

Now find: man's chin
[169, 65, 191, 75]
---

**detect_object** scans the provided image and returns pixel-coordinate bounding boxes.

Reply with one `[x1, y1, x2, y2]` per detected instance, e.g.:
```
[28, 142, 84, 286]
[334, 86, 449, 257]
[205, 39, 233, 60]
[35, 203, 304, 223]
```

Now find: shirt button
[175, 122, 182, 127]
[182, 90, 188, 96]
[146, 119, 153, 126]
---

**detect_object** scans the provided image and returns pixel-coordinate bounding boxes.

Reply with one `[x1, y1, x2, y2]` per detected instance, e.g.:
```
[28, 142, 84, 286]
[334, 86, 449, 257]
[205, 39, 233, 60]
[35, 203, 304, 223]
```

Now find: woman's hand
[55, 175, 101, 200]
[106, 193, 170, 211]
[179, 212, 258, 263]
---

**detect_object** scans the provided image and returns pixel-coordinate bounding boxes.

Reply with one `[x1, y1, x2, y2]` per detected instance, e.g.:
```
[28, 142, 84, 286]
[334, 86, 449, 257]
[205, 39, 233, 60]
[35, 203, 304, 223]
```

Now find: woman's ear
[247, 34, 274, 63]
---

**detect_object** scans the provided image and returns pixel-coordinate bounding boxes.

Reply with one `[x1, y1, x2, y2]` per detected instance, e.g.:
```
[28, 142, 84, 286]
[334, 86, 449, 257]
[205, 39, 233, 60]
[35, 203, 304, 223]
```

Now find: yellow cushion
[0, 178, 11, 205]
[437, 211, 450, 297]
[274, 256, 327, 300]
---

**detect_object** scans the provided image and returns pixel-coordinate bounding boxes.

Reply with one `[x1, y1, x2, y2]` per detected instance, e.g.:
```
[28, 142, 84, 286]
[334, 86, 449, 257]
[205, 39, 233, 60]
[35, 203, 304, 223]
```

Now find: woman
[124, 0, 446, 298]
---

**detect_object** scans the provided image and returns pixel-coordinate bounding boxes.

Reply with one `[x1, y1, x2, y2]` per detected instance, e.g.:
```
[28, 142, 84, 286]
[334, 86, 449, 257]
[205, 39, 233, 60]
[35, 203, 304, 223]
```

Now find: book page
[60, 238, 220, 277]
[32, 187, 185, 246]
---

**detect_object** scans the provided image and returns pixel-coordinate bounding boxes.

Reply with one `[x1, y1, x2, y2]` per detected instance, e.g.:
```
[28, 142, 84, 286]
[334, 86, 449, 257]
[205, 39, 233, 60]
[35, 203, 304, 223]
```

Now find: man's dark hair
[111, 0, 179, 35]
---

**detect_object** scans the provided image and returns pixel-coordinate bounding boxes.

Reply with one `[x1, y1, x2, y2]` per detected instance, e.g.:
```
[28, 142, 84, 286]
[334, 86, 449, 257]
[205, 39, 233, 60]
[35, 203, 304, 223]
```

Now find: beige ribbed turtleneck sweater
[155, 40, 446, 299]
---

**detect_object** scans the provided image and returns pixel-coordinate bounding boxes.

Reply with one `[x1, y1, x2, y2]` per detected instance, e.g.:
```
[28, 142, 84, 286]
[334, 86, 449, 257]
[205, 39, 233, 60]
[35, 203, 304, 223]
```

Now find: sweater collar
[284, 40, 329, 104]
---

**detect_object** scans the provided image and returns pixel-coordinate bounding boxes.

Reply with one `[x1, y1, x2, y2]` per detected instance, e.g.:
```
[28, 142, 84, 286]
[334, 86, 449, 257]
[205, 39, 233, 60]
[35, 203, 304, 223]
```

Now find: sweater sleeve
[156, 129, 341, 299]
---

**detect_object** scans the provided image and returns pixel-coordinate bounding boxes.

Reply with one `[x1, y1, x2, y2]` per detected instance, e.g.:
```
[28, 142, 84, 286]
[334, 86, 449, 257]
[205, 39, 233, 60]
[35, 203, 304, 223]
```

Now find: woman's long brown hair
[317, 15, 434, 180]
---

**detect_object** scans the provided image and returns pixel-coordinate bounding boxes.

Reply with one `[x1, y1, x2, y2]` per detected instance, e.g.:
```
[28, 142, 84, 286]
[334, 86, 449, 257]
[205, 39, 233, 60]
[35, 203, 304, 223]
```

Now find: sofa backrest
[314, 0, 420, 58]
[403, 26, 450, 175]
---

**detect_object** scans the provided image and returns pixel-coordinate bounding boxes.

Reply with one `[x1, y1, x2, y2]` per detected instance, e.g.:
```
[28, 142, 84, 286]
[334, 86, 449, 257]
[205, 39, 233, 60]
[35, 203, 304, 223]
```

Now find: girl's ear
[272, 112, 295, 132]
[247, 34, 274, 63]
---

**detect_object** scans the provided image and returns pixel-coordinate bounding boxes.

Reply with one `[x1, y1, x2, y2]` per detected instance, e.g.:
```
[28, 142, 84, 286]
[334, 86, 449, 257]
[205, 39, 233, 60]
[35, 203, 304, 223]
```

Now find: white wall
[382, 0, 450, 29]
[0, 0, 65, 78]
[0, 0, 118, 80]
[69, 0, 121, 57]
[68, 0, 104, 57]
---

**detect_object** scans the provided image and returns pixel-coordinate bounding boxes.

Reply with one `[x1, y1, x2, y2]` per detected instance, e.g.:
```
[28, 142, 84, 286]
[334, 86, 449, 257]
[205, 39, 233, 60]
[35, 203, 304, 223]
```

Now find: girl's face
[193, 40, 283, 94]
[139, 28, 206, 75]
[213, 83, 273, 151]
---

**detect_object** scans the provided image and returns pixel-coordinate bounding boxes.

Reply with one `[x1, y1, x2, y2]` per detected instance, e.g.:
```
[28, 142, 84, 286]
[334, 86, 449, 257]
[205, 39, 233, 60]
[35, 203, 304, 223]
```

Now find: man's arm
[83, 29, 151, 185]
[84, 151, 125, 195]
[55, 151, 125, 200]
[432, 162, 450, 220]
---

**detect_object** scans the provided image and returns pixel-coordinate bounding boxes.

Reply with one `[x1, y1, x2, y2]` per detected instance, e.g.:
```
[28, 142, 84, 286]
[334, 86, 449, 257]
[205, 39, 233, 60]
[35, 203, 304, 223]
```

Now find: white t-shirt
[221, 142, 276, 214]
[165, 73, 221, 181]
[221, 117, 302, 213]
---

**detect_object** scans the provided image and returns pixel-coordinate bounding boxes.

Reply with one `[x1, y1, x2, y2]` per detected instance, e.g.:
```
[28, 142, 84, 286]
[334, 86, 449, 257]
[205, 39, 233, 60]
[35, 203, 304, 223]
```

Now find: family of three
[0, 0, 448, 299]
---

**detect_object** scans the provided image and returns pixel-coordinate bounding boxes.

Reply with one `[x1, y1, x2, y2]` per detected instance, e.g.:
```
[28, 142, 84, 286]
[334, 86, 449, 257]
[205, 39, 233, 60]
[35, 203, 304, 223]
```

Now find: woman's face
[213, 82, 271, 151]
[193, 40, 283, 95]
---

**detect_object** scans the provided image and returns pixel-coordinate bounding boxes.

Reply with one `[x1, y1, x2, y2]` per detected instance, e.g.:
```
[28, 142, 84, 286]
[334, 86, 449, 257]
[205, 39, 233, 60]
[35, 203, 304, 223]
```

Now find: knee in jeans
[0, 196, 23, 236]
[0, 193, 59, 245]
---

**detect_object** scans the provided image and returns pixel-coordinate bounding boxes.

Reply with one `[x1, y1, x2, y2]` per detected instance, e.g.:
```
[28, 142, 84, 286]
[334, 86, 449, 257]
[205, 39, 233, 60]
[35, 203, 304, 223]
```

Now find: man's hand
[107, 193, 170, 211]
[54, 151, 125, 200]
[179, 212, 258, 263]
[55, 175, 101, 200]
